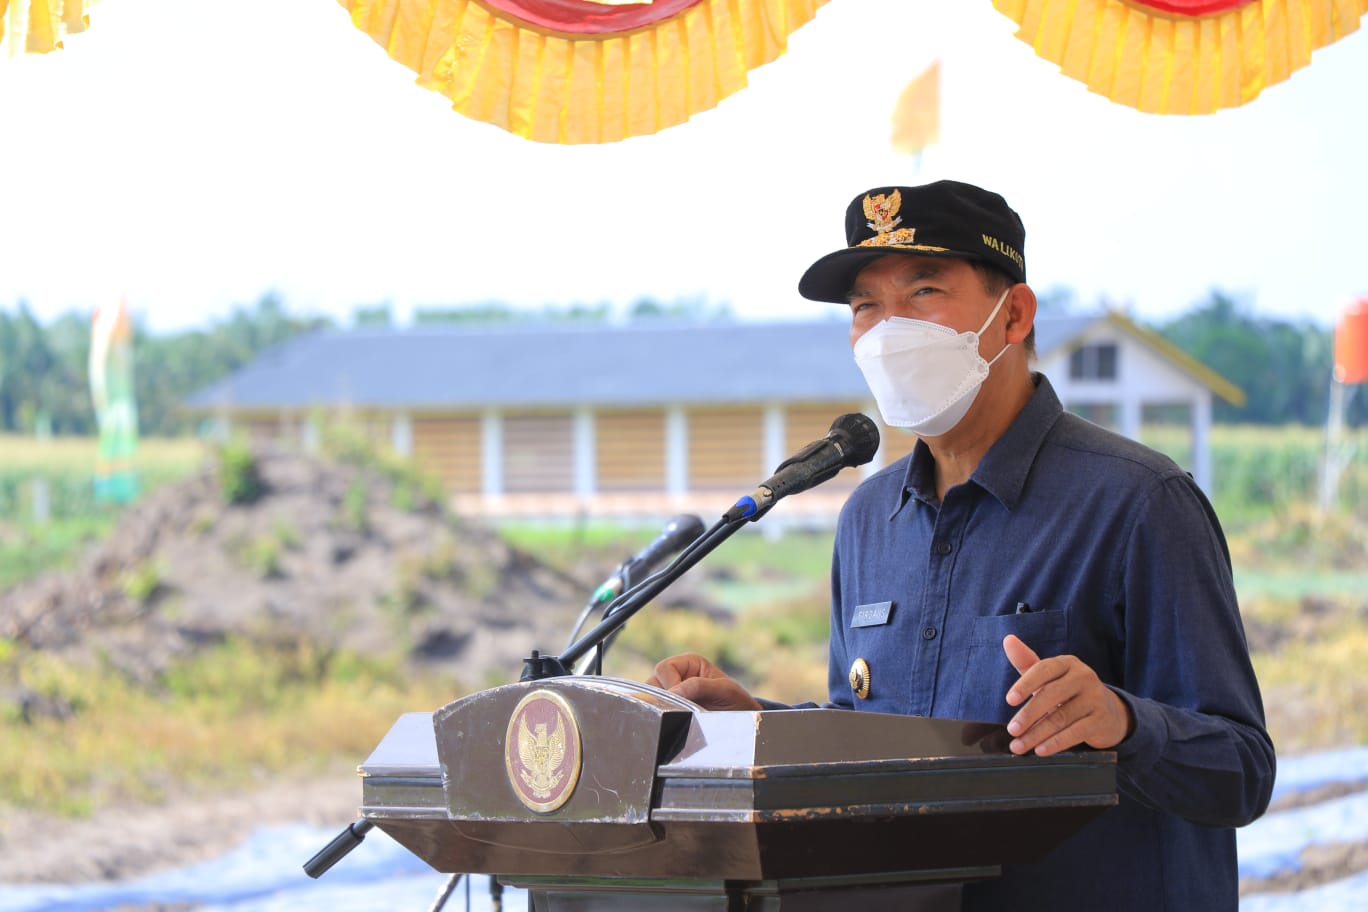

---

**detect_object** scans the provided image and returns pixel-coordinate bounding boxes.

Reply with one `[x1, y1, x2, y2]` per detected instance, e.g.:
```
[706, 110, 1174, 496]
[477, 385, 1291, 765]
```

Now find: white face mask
[853, 288, 1012, 436]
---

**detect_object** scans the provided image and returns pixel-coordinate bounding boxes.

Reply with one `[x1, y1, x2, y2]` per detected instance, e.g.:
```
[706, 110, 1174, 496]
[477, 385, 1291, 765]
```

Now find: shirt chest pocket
[957, 610, 1070, 724]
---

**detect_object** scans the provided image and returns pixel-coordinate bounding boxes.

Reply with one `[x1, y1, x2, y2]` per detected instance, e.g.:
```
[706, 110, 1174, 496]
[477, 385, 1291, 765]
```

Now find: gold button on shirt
[849, 658, 871, 700]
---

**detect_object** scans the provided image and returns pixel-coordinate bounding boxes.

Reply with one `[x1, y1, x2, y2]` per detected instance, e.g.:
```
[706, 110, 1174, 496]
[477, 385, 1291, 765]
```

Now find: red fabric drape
[1124, 0, 1256, 14]
[480, 0, 706, 34]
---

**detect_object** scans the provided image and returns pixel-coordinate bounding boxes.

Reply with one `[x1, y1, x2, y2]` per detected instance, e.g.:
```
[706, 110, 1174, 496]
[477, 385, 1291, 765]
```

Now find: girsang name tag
[852, 601, 894, 628]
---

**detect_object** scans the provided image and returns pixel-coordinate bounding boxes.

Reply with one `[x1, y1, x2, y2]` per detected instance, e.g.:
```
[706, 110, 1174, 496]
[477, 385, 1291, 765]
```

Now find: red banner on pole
[1335, 300, 1368, 386]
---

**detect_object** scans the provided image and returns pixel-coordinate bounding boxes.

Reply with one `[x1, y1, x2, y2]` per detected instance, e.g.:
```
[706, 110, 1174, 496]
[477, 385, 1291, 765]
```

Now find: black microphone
[725, 413, 880, 522]
[589, 513, 706, 606]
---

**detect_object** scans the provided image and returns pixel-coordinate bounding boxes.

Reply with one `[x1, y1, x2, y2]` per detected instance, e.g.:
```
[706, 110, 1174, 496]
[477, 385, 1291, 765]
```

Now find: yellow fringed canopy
[337, 0, 830, 144]
[10, 1, 1363, 129]
[992, 0, 1368, 114]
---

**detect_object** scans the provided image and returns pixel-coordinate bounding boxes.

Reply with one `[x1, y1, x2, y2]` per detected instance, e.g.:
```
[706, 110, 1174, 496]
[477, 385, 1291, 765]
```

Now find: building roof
[1033, 311, 1245, 406]
[185, 314, 1242, 411]
[1033, 315, 1098, 356]
[187, 320, 865, 410]
[1104, 311, 1247, 406]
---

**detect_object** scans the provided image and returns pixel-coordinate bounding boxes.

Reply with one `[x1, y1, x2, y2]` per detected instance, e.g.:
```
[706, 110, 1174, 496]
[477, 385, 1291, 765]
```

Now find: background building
[188, 314, 1243, 524]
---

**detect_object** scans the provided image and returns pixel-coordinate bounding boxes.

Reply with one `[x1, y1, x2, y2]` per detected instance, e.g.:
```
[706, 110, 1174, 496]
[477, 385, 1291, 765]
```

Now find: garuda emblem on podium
[505, 689, 583, 813]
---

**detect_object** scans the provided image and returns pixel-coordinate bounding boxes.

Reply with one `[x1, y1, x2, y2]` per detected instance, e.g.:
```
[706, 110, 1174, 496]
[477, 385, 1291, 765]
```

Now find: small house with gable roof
[186, 313, 1242, 525]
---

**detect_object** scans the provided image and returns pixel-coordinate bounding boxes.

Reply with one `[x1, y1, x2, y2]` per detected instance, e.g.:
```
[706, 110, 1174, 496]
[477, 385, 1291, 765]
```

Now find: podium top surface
[356, 677, 1116, 880]
[361, 677, 1082, 780]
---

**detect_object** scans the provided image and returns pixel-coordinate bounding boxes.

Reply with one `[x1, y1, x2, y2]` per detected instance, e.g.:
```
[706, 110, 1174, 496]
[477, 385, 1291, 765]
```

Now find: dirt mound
[0, 446, 681, 705]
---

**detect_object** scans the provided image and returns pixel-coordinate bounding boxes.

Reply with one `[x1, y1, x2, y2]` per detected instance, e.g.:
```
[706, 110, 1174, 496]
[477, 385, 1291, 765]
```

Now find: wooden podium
[358, 676, 1116, 911]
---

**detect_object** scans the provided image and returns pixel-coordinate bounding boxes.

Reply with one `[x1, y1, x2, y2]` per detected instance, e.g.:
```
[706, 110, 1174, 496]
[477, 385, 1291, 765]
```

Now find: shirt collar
[892, 373, 1063, 517]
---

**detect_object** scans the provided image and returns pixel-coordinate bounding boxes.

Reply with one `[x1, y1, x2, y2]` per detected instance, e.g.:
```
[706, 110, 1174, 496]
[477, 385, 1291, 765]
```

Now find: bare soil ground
[0, 767, 359, 884]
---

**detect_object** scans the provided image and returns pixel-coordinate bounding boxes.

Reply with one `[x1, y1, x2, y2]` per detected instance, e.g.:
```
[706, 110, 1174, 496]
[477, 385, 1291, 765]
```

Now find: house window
[1069, 343, 1118, 381]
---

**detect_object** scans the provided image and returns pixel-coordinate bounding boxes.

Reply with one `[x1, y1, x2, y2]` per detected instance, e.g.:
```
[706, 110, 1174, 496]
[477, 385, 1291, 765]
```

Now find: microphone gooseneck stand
[563, 565, 622, 676]
[523, 513, 748, 681]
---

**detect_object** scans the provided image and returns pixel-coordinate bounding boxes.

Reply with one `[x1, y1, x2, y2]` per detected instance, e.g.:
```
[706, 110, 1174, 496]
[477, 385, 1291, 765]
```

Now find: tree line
[0, 294, 329, 436]
[0, 291, 1360, 437]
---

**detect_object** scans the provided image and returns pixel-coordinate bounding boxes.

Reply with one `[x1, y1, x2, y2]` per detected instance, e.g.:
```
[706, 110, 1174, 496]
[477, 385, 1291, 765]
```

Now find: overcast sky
[1, 0, 1365, 333]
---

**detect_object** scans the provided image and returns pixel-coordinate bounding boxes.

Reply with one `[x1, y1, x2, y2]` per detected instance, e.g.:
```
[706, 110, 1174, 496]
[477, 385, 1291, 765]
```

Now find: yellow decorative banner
[338, 0, 829, 144]
[992, 0, 1368, 114]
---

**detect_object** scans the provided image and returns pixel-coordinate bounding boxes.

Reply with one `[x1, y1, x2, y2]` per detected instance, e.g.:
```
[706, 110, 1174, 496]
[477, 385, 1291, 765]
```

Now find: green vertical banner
[89, 298, 139, 503]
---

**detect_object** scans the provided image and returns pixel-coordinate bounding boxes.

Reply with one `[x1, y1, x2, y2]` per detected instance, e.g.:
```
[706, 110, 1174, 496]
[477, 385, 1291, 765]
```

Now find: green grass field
[0, 434, 206, 474]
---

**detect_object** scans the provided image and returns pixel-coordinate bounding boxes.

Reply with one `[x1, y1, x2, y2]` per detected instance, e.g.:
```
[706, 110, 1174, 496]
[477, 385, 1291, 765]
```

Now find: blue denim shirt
[828, 374, 1274, 911]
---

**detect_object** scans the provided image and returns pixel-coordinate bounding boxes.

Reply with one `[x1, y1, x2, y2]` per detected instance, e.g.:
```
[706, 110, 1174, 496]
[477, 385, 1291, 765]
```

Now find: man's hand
[647, 653, 763, 711]
[1002, 634, 1134, 756]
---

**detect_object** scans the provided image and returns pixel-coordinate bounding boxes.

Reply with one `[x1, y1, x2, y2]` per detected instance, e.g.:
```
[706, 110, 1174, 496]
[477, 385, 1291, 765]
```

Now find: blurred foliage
[341, 480, 370, 534]
[217, 438, 265, 505]
[0, 638, 463, 814]
[119, 560, 166, 604]
[1155, 293, 1365, 426]
[405, 295, 731, 326]
[237, 535, 284, 581]
[0, 295, 331, 437]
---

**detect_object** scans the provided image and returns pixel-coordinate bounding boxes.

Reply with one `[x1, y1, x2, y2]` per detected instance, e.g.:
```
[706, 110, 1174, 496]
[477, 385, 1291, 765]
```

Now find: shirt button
[922, 626, 938, 640]
[935, 541, 952, 555]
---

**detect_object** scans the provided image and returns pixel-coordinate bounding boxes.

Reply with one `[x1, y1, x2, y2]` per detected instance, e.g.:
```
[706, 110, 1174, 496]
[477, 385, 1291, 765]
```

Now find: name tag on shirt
[852, 601, 894, 628]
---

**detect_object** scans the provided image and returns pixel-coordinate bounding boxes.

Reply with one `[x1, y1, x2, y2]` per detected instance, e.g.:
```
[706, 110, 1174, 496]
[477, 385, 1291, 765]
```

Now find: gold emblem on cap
[858, 190, 947, 251]
[505, 689, 582, 814]
[849, 657, 872, 700]
[863, 190, 904, 235]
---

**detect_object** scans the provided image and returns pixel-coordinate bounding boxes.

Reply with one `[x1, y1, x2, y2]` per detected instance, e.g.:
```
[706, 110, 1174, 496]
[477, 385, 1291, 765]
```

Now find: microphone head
[631, 513, 707, 569]
[664, 513, 707, 542]
[828, 413, 881, 467]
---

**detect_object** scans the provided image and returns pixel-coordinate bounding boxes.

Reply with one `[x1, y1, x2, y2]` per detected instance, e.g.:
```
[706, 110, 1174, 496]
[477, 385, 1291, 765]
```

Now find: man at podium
[650, 180, 1274, 911]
